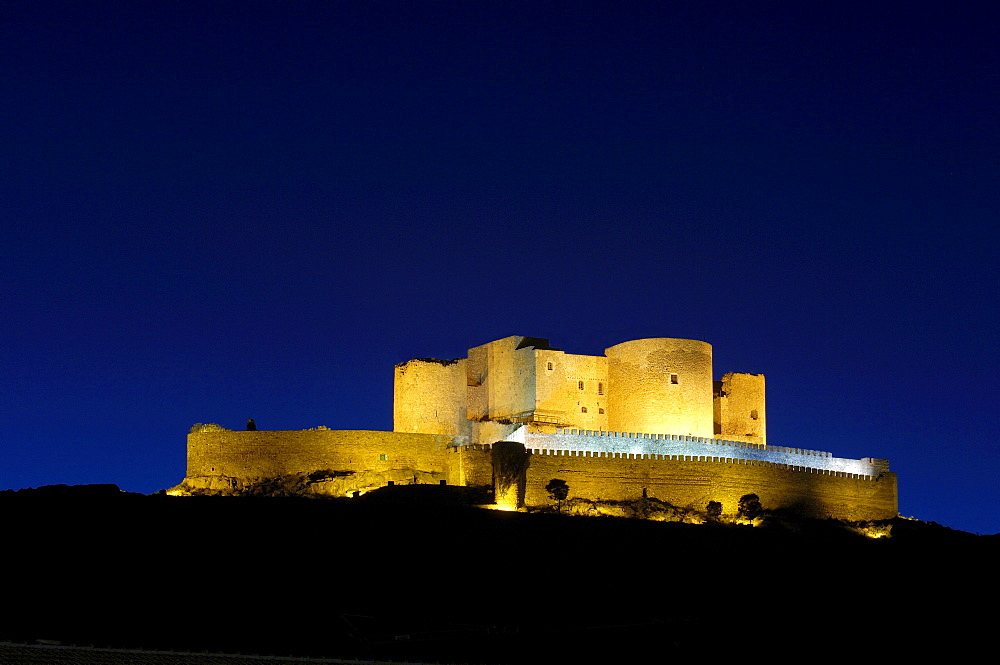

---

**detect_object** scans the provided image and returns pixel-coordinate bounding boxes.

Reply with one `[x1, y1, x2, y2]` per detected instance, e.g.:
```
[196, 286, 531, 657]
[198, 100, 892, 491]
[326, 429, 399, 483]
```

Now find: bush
[706, 500, 723, 520]
[737, 493, 763, 522]
[545, 479, 569, 512]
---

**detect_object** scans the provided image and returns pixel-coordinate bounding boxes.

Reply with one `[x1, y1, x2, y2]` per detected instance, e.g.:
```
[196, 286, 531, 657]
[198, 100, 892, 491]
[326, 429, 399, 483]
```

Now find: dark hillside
[2, 485, 994, 663]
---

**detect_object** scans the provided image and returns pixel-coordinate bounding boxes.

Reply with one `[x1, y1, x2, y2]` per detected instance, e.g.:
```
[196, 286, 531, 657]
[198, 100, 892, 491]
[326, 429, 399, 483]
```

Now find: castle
[172, 336, 898, 521]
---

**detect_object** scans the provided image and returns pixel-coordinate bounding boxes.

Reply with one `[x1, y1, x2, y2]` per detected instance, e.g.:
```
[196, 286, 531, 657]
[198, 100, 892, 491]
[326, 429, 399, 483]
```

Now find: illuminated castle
[395, 336, 765, 446]
[173, 336, 898, 521]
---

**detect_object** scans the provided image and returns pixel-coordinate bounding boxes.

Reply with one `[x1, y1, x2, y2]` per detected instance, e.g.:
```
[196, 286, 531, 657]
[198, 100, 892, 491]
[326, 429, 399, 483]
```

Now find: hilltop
[2, 484, 994, 663]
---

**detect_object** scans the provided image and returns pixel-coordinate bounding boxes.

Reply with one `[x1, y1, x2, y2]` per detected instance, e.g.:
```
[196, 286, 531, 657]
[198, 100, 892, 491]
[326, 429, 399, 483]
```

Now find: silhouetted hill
[2, 485, 995, 663]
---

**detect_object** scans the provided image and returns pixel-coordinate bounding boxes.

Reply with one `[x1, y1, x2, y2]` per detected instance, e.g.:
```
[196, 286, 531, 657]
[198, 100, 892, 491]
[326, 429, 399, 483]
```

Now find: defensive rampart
[523, 449, 896, 521]
[184, 429, 468, 493]
[448, 442, 897, 520]
[528, 429, 887, 476]
[178, 427, 896, 521]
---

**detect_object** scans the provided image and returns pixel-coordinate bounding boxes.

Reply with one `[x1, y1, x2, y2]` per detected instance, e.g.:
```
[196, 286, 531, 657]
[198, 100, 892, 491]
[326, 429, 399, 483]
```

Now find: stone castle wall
[186, 429, 464, 488]
[520, 448, 897, 521]
[527, 430, 882, 476]
[180, 429, 896, 520]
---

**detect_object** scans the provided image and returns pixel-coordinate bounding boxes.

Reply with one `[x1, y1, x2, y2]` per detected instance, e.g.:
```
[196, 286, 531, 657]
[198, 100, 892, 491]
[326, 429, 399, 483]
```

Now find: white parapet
[524, 430, 885, 478]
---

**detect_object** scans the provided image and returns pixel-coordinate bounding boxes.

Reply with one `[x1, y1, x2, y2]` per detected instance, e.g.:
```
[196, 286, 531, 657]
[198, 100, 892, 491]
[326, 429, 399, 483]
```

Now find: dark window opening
[578, 381, 584, 390]
[670, 374, 679, 384]
[547, 362, 553, 370]
[581, 407, 588, 413]
[598, 382, 604, 395]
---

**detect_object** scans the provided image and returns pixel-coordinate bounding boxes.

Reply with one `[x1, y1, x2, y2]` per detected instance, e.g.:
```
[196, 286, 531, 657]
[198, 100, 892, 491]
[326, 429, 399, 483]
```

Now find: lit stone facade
[394, 335, 761, 445]
[174, 335, 897, 521]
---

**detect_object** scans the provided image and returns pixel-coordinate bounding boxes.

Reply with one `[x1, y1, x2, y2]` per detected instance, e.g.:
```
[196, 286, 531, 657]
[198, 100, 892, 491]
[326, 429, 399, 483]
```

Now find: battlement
[526, 429, 884, 477]
[450, 439, 896, 520]
[459, 438, 886, 480]
[529, 446, 882, 480]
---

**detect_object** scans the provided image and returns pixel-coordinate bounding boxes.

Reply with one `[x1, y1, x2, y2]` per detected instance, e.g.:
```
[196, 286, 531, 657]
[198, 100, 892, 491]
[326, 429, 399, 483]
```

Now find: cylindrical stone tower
[605, 338, 714, 437]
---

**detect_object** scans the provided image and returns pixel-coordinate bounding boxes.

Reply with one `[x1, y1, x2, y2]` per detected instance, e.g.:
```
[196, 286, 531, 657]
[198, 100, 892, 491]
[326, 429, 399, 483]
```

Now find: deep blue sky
[3, 1, 997, 533]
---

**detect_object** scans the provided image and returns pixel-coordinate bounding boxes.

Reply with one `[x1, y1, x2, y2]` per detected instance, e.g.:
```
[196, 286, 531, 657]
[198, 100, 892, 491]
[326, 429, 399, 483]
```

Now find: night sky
[3, 2, 997, 534]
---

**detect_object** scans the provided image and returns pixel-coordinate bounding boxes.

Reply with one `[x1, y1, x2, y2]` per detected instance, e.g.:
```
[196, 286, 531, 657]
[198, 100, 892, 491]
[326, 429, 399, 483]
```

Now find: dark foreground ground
[3, 484, 996, 663]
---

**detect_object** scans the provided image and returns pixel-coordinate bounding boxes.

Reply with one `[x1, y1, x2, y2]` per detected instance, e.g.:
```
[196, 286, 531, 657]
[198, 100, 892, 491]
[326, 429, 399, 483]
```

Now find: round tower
[605, 338, 714, 437]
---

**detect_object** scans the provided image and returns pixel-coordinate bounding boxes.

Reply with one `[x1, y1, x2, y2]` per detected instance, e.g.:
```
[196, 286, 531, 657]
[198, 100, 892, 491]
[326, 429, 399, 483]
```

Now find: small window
[597, 382, 604, 395]
[547, 362, 553, 370]
[578, 381, 584, 390]
[750, 410, 759, 420]
[581, 406, 587, 413]
[379, 454, 387, 461]
[670, 374, 679, 384]
[599, 408, 605, 414]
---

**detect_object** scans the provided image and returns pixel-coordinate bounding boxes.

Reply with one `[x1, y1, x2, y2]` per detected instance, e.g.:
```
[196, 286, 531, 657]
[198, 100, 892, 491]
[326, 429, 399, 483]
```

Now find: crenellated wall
[179, 425, 895, 521]
[527, 430, 881, 476]
[520, 447, 897, 521]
